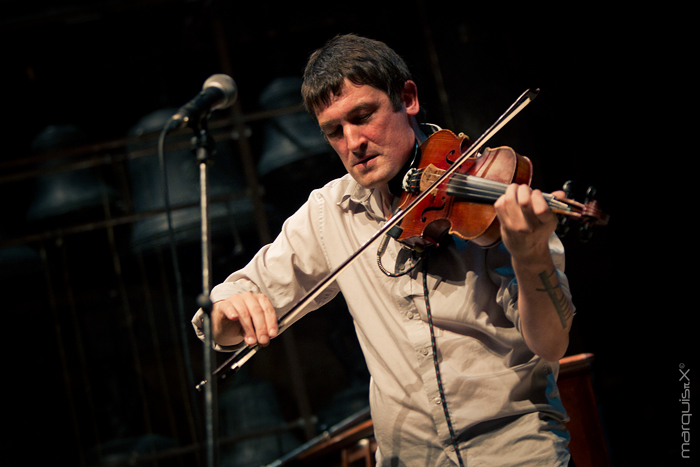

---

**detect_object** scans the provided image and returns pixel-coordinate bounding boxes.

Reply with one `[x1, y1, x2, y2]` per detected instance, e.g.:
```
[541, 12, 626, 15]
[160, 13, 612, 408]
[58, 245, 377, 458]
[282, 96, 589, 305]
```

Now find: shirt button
[435, 398, 442, 405]
[420, 347, 430, 356]
[406, 311, 414, 320]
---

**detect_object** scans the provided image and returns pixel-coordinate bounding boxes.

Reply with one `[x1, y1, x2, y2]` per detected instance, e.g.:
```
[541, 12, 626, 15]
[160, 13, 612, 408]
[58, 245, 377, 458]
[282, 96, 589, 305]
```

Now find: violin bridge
[420, 164, 445, 194]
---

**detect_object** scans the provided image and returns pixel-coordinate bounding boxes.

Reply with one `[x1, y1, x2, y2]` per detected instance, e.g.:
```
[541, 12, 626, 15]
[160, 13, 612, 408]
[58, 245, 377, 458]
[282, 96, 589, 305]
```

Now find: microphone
[167, 74, 237, 130]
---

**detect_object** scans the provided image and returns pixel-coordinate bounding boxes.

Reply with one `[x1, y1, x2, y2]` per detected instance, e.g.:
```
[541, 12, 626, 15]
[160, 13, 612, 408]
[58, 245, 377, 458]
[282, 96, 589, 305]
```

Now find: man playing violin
[193, 34, 575, 466]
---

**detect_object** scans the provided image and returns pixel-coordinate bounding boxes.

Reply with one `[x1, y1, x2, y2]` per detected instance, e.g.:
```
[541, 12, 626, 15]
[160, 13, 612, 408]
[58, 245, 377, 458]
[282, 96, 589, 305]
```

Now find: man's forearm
[512, 254, 574, 362]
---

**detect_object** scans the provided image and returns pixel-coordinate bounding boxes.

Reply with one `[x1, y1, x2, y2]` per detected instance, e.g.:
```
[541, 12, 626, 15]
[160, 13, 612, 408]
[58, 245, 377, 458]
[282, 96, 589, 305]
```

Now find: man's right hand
[211, 292, 279, 347]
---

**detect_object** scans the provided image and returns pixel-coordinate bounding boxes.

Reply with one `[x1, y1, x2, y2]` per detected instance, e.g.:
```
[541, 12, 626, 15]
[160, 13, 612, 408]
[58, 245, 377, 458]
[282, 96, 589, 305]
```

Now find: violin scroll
[554, 181, 609, 242]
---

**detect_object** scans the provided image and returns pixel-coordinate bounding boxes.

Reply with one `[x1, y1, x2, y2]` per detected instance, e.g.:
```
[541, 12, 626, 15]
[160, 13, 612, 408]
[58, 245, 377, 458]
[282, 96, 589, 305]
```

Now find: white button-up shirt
[193, 173, 572, 465]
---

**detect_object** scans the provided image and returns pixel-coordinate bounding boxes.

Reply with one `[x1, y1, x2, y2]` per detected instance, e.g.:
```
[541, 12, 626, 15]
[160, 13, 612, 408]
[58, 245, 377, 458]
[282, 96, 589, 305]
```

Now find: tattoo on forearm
[537, 270, 574, 329]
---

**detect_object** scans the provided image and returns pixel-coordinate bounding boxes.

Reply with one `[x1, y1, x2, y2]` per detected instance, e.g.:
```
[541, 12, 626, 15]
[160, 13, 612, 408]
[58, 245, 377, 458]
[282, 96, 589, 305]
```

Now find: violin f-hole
[420, 197, 447, 222]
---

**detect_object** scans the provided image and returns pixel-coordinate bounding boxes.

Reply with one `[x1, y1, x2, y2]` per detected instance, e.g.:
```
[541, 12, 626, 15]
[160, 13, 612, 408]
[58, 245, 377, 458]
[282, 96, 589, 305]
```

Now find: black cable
[157, 124, 204, 440]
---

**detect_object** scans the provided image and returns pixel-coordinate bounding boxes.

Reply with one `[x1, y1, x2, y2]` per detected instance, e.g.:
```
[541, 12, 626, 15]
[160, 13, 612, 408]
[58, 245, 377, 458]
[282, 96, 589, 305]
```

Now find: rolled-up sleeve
[191, 184, 343, 350]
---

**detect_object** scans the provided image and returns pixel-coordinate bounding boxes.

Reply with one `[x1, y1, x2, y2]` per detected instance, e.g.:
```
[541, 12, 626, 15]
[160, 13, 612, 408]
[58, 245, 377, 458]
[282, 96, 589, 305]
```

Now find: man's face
[315, 79, 419, 190]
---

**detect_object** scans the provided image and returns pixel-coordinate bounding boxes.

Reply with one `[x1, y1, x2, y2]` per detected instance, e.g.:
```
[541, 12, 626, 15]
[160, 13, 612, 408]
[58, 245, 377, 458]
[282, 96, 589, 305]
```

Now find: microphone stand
[162, 74, 236, 467]
[191, 118, 219, 467]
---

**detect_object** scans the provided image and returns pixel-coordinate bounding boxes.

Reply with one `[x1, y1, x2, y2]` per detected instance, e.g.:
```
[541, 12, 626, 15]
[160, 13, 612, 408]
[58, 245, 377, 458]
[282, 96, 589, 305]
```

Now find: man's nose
[345, 125, 366, 153]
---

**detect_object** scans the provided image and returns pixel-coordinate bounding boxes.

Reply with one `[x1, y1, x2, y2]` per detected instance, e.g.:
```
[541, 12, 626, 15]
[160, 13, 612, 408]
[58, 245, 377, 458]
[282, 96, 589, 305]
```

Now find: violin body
[395, 129, 533, 248]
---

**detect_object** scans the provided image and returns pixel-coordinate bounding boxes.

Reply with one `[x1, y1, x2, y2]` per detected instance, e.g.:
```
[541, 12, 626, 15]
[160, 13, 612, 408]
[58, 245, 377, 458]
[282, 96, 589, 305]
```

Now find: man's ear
[402, 80, 420, 116]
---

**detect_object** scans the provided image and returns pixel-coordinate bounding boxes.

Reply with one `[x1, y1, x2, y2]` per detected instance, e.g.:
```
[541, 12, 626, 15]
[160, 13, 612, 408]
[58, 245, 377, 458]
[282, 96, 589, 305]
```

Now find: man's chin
[351, 169, 394, 190]
[353, 177, 386, 191]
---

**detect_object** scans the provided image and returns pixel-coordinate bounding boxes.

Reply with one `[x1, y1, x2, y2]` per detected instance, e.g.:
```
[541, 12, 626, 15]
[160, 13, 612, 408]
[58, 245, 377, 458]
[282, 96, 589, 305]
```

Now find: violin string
[449, 176, 573, 212]
[416, 170, 573, 212]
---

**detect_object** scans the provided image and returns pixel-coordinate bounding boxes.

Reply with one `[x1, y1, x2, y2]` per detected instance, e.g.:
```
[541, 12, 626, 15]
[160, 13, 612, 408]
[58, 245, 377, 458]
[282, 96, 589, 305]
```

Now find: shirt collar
[339, 176, 373, 210]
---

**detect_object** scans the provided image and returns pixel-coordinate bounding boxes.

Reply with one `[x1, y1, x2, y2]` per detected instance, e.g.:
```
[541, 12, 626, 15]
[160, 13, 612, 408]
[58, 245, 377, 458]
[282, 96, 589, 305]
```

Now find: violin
[390, 129, 609, 249]
[197, 88, 609, 389]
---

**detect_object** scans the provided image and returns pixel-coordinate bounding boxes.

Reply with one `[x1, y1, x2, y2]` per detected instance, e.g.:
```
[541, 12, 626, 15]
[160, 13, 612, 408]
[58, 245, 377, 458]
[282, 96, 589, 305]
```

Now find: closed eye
[323, 126, 343, 140]
[319, 103, 377, 140]
[353, 112, 372, 123]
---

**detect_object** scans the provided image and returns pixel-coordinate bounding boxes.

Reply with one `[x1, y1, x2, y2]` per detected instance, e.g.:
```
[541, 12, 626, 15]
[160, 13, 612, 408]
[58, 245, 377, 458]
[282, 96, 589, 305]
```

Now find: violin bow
[196, 88, 540, 390]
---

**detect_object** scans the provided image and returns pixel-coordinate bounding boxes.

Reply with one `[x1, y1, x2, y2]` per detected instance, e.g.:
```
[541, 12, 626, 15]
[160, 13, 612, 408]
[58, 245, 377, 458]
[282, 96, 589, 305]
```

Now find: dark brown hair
[302, 34, 412, 120]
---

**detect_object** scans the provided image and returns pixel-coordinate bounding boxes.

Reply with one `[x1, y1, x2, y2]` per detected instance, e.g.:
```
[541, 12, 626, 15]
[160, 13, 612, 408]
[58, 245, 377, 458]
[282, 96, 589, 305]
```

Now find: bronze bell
[26, 124, 117, 222]
[257, 77, 331, 176]
[126, 108, 257, 252]
[256, 77, 344, 213]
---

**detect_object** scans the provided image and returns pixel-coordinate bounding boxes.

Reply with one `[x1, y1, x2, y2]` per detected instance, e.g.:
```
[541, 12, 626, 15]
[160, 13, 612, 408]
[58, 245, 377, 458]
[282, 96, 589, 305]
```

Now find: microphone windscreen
[203, 74, 237, 111]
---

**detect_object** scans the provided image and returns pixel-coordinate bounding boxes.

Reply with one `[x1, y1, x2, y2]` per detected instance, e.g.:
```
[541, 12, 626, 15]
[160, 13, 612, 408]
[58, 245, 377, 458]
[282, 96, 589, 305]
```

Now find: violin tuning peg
[562, 180, 574, 199]
[577, 186, 600, 243]
[555, 181, 574, 239]
[584, 185, 597, 203]
[556, 216, 570, 238]
[578, 223, 593, 243]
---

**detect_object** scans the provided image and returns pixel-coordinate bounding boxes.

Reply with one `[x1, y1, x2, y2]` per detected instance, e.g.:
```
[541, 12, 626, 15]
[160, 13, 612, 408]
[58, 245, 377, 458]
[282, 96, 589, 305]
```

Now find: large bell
[219, 379, 300, 467]
[127, 109, 259, 252]
[257, 77, 331, 176]
[0, 243, 41, 280]
[256, 77, 343, 214]
[25, 124, 117, 222]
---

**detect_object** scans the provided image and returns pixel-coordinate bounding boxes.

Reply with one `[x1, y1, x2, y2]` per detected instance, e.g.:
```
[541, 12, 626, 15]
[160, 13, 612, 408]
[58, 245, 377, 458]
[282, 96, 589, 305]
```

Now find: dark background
[0, 1, 689, 466]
